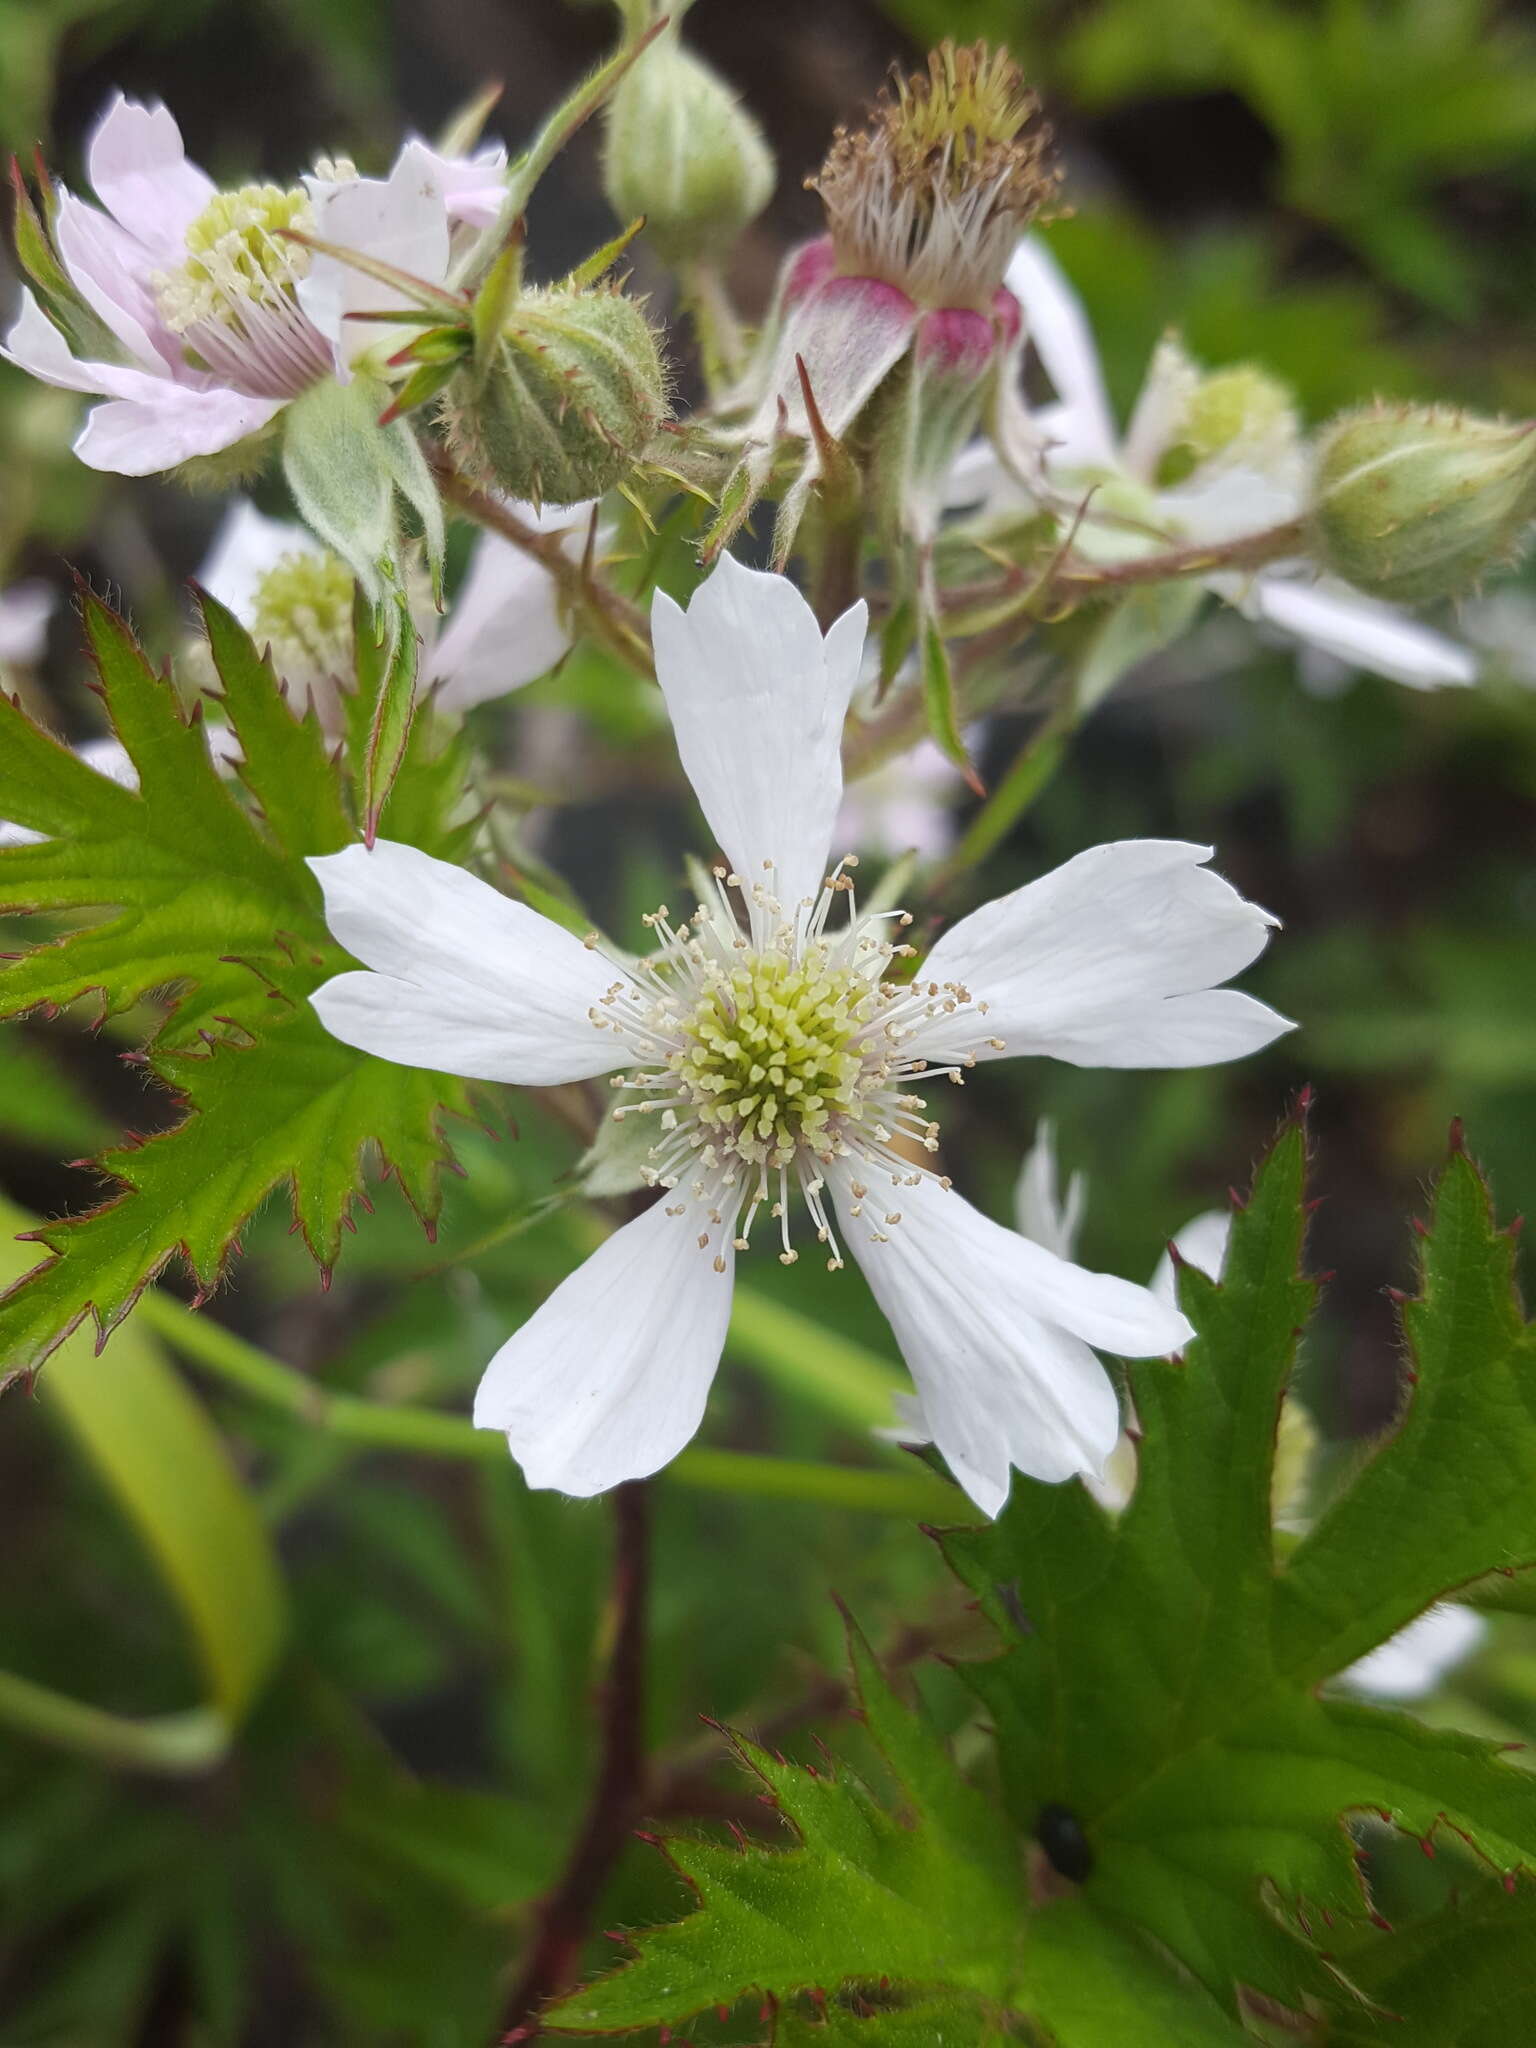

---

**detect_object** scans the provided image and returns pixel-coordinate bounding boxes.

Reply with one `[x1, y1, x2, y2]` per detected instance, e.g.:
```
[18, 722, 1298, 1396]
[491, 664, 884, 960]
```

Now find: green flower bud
[440, 284, 668, 506]
[1313, 403, 1536, 604]
[603, 30, 774, 265]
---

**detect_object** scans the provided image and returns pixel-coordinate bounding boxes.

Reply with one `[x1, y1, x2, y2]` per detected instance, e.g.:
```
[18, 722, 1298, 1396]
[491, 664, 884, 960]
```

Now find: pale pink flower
[2, 94, 504, 475]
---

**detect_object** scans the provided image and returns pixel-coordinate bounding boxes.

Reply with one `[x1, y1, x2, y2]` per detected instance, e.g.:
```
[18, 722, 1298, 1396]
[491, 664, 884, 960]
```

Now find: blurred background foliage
[2, 0, 1536, 2040]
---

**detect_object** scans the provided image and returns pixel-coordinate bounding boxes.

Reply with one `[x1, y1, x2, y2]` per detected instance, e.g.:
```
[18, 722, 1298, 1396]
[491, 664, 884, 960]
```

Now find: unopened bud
[441, 284, 668, 506]
[604, 29, 774, 265]
[1313, 403, 1536, 604]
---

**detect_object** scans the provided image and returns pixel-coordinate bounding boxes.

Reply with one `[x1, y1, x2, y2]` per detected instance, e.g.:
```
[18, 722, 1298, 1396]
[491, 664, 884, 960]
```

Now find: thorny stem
[499, 1478, 651, 2042]
[430, 452, 656, 678]
[941, 515, 1310, 622]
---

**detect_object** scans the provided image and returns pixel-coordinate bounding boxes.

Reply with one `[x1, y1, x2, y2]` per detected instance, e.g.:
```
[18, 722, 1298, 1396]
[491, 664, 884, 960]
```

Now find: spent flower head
[813, 41, 1059, 313]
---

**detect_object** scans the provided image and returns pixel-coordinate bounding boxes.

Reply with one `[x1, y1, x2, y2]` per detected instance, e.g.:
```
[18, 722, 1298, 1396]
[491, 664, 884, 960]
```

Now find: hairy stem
[430, 452, 656, 677]
[499, 1479, 651, 2041]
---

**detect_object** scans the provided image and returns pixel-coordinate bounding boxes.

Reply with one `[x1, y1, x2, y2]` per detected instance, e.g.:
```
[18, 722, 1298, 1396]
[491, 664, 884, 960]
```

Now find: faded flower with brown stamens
[711, 43, 1060, 572]
[812, 41, 1060, 315]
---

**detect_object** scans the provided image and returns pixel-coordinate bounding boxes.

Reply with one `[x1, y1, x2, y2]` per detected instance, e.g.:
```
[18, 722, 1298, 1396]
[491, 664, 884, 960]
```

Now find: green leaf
[1326, 1880, 1536, 2045]
[0, 591, 474, 1377]
[917, 613, 980, 795]
[554, 1124, 1536, 2038]
[550, 1617, 1249, 2042]
[941, 1123, 1536, 2015]
[346, 585, 420, 842]
[0, 1195, 285, 1771]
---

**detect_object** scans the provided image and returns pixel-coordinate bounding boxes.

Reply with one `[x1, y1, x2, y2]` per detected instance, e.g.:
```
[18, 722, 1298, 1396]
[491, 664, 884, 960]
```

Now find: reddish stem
[499, 1479, 651, 2042]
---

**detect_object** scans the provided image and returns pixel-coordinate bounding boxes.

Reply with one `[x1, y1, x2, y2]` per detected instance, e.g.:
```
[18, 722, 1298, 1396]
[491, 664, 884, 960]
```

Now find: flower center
[1156, 365, 1299, 489]
[675, 949, 872, 1170]
[587, 865, 996, 1271]
[812, 39, 1060, 310]
[156, 184, 314, 336]
[250, 547, 354, 685]
[152, 183, 335, 401]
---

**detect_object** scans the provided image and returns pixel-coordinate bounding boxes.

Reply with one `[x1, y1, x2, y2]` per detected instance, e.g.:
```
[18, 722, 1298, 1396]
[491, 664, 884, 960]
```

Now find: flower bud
[1313, 403, 1536, 604]
[604, 29, 774, 265]
[441, 284, 668, 506]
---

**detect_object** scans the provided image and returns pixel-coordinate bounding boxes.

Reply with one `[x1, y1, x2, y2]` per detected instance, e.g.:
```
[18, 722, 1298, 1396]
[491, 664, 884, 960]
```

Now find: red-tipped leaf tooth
[1448, 1115, 1466, 1152]
[1227, 1185, 1248, 1210]
[1412, 1215, 1430, 1237]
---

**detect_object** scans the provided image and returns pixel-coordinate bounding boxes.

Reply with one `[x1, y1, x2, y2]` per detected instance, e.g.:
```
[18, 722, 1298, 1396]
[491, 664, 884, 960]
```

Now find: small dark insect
[1036, 1801, 1094, 1882]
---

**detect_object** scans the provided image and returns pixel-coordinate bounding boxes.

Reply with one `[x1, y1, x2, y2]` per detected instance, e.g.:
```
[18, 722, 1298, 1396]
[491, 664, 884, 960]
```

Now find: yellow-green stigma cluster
[156, 184, 314, 335]
[676, 951, 870, 1171]
[1156, 365, 1298, 489]
[250, 549, 354, 699]
[153, 183, 334, 400]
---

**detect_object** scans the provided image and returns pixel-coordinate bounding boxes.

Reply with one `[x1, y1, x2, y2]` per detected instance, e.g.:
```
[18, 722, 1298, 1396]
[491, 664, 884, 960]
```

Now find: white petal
[299, 140, 453, 368]
[1121, 335, 1200, 483]
[307, 839, 631, 1085]
[1004, 237, 1118, 468]
[196, 500, 323, 619]
[1013, 1118, 1085, 1260]
[0, 581, 56, 665]
[1340, 1604, 1487, 1702]
[873, 1389, 933, 1446]
[918, 839, 1293, 1069]
[473, 1198, 734, 1494]
[408, 139, 509, 228]
[53, 193, 179, 371]
[1148, 1207, 1232, 1307]
[85, 93, 214, 247]
[652, 557, 866, 921]
[1239, 574, 1477, 690]
[73, 386, 286, 475]
[430, 504, 597, 711]
[834, 1166, 1189, 1517]
[2, 288, 152, 399]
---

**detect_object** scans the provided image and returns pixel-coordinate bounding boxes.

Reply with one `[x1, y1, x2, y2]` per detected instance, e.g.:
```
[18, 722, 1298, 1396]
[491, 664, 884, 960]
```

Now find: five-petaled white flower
[306, 557, 1293, 1516]
[2, 93, 504, 475]
[950, 237, 1478, 694]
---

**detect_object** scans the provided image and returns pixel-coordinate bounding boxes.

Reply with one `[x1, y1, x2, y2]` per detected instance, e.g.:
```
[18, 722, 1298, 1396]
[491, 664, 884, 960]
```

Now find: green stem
[931, 704, 1073, 892]
[0, 1672, 227, 1774]
[136, 1292, 951, 1521]
[431, 455, 655, 679]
